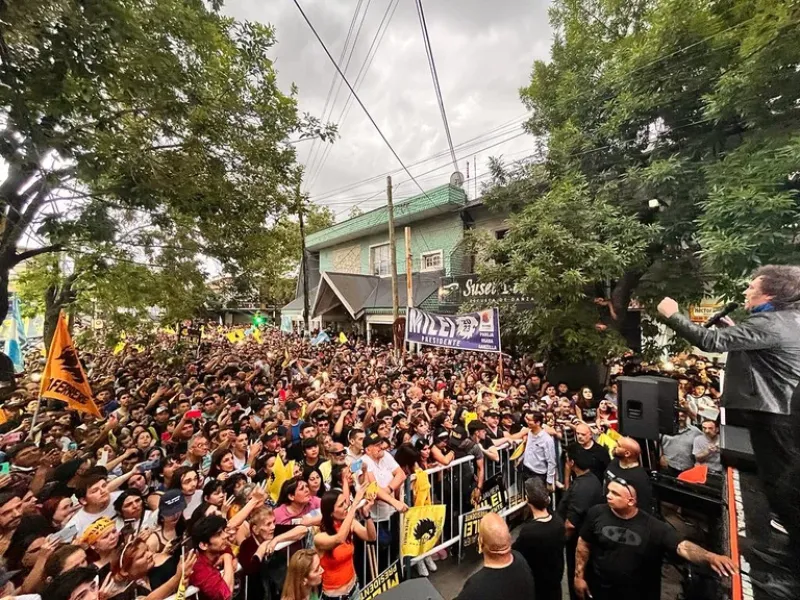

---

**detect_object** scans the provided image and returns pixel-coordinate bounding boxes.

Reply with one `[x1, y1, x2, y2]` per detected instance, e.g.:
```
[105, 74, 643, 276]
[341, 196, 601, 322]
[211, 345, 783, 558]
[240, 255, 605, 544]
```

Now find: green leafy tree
[0, 0, 335, 325]
[480, 0, 800, 363]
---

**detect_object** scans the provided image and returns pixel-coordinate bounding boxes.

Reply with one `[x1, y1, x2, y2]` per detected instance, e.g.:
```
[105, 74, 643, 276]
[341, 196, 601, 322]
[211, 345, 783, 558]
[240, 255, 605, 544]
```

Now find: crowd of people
[0, 323, 735, 600]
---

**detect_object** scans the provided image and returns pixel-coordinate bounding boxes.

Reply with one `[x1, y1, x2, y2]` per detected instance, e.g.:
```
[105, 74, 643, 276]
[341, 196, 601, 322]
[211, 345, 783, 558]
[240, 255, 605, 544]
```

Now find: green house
[281, 182, 509, 342]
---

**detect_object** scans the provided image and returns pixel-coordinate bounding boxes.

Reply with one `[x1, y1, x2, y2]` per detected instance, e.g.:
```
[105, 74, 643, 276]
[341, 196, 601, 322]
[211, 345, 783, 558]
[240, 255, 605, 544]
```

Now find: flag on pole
[338, 331, 348, 344]
[39, 312, 102, 418]
[4, 297, 24, 373]
[253, 328, 263, 344]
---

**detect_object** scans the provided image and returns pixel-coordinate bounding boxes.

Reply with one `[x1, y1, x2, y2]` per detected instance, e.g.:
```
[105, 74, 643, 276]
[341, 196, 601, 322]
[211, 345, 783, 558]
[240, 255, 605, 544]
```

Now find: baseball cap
[363, 432, 384, 448]
[159, 489, 186, 518]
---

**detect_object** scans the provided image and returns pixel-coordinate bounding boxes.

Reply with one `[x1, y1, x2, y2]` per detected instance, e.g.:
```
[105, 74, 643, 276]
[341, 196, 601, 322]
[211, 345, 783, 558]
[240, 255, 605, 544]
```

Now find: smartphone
[350, 459, 362, 474]
[48, 523, 78, 544]
[138, 459, 161, 472]
[0, 463, 9, 475]
[2, 431, 23, 446]
[185, 409, 202, 420]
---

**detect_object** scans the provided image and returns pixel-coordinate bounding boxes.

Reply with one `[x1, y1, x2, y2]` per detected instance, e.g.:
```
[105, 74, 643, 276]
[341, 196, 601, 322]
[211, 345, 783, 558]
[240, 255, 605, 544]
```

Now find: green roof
[306, 184, 467, 250]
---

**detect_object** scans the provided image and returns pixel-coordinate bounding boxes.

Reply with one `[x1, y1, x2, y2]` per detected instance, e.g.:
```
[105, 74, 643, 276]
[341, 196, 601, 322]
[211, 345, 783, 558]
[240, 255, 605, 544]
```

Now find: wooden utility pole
[404, 227, 413, 307]
[404, 226, 413, 355]
[387, 176, 399, 325]
[297, 183, 311, 336]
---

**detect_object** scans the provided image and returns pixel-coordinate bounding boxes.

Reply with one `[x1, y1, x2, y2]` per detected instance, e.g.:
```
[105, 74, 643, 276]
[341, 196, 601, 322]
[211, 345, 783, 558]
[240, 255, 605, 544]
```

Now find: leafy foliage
[480, 0, 800, 362]
[0, 0, 335, 325]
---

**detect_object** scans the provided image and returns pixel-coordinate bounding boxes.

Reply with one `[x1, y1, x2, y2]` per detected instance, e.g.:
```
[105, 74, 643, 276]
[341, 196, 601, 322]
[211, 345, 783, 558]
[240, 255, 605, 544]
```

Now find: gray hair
[753, 265, 800, 309]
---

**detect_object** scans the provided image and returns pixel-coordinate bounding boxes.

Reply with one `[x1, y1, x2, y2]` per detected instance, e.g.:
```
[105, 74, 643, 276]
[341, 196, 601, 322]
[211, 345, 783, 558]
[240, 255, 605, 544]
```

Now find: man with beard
[0, 492, 23, 555]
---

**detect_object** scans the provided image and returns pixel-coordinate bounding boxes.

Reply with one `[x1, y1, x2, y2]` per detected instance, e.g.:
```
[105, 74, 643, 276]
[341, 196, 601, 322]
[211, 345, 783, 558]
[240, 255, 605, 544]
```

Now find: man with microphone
[657, 265, 800, 596]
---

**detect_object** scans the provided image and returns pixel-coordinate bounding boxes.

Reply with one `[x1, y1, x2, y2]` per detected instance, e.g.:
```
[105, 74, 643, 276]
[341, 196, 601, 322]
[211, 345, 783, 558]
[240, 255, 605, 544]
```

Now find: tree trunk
[43, 284, 60, 354]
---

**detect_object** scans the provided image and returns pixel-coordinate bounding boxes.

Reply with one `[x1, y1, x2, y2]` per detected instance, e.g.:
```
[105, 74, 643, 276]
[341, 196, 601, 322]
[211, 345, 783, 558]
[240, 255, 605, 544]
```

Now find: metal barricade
[402, 440, 528, 574]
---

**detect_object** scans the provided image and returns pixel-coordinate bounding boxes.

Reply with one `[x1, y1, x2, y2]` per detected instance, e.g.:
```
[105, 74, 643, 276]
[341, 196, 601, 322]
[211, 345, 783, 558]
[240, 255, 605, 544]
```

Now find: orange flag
[39, 312, 102, 418]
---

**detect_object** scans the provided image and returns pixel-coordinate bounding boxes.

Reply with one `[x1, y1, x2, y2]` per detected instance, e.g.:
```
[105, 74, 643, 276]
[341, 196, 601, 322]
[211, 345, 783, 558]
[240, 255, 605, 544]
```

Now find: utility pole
[387, 176, 399, 327]
[404, 226, 413, 355]
[297, 182, 310, 337]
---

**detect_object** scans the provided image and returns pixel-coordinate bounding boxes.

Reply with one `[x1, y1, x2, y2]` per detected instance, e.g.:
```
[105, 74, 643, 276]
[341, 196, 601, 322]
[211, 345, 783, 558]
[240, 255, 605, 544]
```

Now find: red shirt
[190, 553, 232, 600]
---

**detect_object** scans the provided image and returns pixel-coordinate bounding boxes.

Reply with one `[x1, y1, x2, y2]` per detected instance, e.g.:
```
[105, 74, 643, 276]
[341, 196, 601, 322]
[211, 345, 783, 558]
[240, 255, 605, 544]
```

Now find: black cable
[292, 0, 432, 200]
[415, 0, 457, 171]
[307, 0, 399, 190]
[304, 0, 365, 182]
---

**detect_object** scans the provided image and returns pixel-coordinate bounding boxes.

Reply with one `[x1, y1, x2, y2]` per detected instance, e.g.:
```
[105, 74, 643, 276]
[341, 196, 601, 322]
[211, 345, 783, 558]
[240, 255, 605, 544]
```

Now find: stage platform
[724, 467, 788, 600]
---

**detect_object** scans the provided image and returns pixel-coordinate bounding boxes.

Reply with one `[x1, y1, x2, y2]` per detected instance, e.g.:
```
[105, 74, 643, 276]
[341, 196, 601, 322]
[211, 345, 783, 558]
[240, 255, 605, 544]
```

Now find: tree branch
[12, 244, 64, 265]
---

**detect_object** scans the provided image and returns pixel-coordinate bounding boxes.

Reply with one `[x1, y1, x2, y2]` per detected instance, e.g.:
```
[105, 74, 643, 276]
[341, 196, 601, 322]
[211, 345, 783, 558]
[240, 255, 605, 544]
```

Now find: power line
[415, 0, 457, 171]
[310, 115, 526, 203]
[303, 0, 365, 183]
[306, 0, 400, 190]
[292, 0, 432, 201]
[306, 0, 374, 186]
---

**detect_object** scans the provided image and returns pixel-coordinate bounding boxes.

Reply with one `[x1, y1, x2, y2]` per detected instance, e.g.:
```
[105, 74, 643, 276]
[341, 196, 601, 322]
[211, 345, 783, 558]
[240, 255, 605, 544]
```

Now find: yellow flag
[112, 340, 126, 355]
[319, 460, 332, 485]
[233, 329, 246, 342]
[40, 312, 102, 418]
[413, 468, 431, 507]
[510, 439, 526, 461]
[338, 331, 348, 344]
[269, 455, 295, 503]
[226, 332, 238, 344]
[463, 411, 478, 429]
[401, 504, 446, 557]
[489, 376, 498, 392]
[281, 349, 291, 368]
[253, 329, 263, 344]
[365, 481, 379, 501]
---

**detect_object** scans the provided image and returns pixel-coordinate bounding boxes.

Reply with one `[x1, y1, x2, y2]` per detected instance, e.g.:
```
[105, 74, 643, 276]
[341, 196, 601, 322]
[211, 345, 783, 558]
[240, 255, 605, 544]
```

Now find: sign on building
[438, 274, 533, 306]
[405, 307, 501, 353]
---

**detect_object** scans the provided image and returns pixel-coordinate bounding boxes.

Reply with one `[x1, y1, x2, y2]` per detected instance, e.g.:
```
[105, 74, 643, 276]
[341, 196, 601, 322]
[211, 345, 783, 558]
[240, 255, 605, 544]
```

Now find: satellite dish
[450, 171, 465, 188]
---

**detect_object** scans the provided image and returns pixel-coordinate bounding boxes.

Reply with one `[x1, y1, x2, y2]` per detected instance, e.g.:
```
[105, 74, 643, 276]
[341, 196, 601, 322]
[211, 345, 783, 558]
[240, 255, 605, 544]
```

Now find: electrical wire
[415, 0, 457, 171]
[303, 0, 365, 183]
[292, 0, 433, 202]
[306, 0, 401, 190]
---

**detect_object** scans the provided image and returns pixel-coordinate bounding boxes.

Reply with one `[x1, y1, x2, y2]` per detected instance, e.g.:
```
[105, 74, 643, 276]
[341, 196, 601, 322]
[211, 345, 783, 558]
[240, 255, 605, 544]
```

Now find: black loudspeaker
[618, 375, 678, 440]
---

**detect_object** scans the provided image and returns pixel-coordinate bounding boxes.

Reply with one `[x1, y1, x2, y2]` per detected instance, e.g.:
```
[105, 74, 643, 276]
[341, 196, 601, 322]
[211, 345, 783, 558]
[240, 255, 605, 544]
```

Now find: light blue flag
[11, 296, 26, 347]
[312, 331, 331, 346]
[4, 323, 23, 373]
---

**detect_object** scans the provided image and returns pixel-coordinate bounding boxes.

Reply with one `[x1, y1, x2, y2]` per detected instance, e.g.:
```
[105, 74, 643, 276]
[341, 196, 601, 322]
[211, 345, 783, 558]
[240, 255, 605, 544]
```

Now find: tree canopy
[480, 0, 800, 363]
[0, 0, 334, 327]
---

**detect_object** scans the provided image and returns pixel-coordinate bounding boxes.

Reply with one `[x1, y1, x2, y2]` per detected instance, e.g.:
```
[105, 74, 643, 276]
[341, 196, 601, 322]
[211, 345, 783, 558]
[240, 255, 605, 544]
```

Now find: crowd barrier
[236, 440, 533, 599]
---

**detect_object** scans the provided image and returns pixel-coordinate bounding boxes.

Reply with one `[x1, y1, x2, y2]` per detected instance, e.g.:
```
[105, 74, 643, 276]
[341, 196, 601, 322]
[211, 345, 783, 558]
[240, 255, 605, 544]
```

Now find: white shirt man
[361, 432, 407, 521]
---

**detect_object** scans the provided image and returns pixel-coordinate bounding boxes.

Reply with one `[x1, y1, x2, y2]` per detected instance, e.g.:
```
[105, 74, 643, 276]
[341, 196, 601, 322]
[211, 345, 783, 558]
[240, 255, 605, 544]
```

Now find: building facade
[281, 183, 510, 343]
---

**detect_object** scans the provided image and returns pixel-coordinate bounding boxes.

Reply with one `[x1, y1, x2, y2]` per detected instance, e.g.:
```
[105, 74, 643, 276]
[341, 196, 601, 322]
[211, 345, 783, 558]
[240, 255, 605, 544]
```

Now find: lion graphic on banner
[58, 345, 86, 384]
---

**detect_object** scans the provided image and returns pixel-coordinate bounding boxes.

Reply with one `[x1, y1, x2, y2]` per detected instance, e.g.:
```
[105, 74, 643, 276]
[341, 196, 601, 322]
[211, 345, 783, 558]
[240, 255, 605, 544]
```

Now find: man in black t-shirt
[456, 513, 536, 600]
[514, 477, 565, 600]
[572, 423, 610, 483]
[603, 437, 653, 513]
[574, 481, 736, 600]
[558, 444, 605, 600]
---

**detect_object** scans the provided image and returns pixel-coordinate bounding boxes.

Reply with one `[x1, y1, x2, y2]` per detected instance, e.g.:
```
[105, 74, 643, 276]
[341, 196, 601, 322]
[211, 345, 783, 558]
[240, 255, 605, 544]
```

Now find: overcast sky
[223, 0, 553, 221]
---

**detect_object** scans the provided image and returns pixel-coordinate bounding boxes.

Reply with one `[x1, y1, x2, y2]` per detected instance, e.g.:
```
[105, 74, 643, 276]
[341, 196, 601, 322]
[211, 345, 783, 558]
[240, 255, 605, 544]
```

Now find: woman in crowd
[42, 545, 89, 589]
[240, 506, 310, 600]
[274, 478, 322, 526]
[281, 548, 325, 600]
[80, 516, 120, 580]
[208, 448, 237, 480]
[302, 465, 325, 499]
[104, 538, 196, 600]
[314, 486, 374, 600]
[41, 496, 81, 530]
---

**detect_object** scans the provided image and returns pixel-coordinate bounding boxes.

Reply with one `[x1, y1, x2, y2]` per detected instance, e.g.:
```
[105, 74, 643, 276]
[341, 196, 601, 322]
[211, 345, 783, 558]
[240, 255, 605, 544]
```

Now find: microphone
[704, 302, 739, 328]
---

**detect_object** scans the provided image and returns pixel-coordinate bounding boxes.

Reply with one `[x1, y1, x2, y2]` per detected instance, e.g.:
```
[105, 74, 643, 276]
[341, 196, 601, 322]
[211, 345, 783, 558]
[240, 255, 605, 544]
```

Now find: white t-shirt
[183, 490, 204, 520]
[65, 491, 123, 536]
[362, 452, 400, 522]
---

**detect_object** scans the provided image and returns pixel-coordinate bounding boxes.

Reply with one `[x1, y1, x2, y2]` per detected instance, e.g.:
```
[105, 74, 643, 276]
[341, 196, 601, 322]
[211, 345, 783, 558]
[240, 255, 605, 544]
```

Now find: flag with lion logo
[39, 312, 102, 418]
[401, 504, 446, 557]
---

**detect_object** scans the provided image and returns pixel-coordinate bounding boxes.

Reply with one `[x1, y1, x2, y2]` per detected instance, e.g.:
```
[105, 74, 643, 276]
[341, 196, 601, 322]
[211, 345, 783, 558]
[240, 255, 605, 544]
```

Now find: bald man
[604, 437, 653, 513]
[455, 513, 536, 600]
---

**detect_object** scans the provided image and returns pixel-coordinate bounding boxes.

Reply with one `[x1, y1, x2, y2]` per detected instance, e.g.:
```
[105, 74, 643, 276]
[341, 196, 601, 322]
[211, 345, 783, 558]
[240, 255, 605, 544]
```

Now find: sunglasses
[331, 450, 346, 456]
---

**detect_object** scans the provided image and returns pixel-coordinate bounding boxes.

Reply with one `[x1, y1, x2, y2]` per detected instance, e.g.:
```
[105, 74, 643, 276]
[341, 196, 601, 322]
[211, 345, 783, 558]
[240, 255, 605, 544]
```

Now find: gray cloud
[223, 0, 553, 219]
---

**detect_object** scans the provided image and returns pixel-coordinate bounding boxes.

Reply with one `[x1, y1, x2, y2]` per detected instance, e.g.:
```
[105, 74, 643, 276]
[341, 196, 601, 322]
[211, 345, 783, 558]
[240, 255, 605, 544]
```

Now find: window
[421, 250, 444, 272]
[370, 244, 391, 276]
